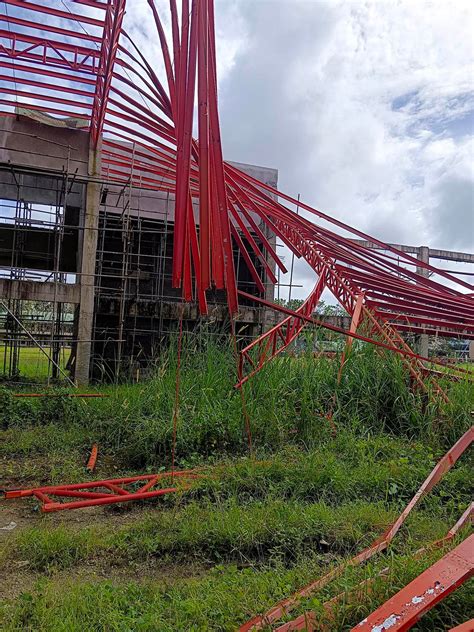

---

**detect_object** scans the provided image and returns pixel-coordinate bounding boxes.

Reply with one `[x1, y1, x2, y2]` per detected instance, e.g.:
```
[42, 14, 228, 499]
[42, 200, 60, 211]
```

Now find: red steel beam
[237, 275, 327, 386]
[238, 426, 473, 631]
[279, 504, 473, 632]
[90, 0, 126, 146]
[0, 14, 102, 43]
[1, 0, 105, 27]
[353, 534, 474, 632]
[450, 621, 474, 632]
[3, 469, 200, 512]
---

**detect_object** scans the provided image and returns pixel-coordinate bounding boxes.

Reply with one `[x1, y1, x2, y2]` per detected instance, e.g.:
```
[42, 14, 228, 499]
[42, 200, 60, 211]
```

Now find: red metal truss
[2, 1, 472, 344]
[353, 534, 474, 632]
[94, 1, 474, 331]
[90, 0, 126, 146]
[237, 274, 327, 386]
[238, 426, 473, 631]
[0, 0, 124, 128]
[2, 469, 200, 512]
[236, 290, 468, 402]
[276, 504, 473, 632]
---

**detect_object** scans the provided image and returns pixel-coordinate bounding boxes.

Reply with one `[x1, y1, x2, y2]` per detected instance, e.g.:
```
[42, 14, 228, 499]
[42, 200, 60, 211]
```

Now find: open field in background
[0, 346, 71, 380]
[1, 339, 473, 630]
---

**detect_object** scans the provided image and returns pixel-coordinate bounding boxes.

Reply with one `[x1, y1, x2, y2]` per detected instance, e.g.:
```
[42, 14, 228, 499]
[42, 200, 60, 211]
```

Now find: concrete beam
[417, 246, 430, 358]
[0, 279, 80, 303]
[427, 248, 474, 264]
[349, 239, 474, 263]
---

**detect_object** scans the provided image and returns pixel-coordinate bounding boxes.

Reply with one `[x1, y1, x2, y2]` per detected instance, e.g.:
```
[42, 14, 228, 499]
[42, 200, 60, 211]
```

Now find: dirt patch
[0, 556, 208, 600]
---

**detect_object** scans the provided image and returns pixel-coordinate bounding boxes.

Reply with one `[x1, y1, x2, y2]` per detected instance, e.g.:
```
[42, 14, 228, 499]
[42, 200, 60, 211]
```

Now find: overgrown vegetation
[1, 336, 472, 467]
[1, 338, 473, 630]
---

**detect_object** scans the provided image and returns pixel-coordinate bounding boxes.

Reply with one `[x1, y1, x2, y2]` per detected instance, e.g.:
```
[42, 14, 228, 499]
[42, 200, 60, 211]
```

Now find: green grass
[1, 337, 472, 467]
[9, 499, 396, 572]
[0, 345, 70, 380]
[1, 338, 473, 631]
[1, 537, 472, 631]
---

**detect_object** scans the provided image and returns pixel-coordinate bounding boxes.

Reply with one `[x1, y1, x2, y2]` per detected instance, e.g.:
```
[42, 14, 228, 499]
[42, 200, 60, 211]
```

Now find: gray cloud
[126, 0, 474, 299]
[430, 177, 474, 250]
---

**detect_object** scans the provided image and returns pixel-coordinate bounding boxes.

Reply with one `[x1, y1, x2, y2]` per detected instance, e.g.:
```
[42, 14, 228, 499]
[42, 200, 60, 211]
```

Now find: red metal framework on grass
[275, 503, 473, 631]
[2, 469, 200, 512]
[238, 426, 473, 631]
[353, 534, 474, 632]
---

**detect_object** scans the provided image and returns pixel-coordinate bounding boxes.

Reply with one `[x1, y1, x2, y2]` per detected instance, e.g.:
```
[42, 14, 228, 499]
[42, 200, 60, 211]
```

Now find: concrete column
[417, 246, 430, 358]
[75, 141, 101, 385]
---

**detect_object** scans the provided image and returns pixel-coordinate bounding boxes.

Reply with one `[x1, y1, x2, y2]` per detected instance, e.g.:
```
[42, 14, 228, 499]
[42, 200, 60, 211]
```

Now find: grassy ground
[0, 346, 70, 380]
[0, 339, 473, 630]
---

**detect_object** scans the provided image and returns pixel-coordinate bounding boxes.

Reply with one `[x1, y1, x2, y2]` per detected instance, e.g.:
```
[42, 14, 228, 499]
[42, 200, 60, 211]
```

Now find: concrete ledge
[0, 279, 80, 304]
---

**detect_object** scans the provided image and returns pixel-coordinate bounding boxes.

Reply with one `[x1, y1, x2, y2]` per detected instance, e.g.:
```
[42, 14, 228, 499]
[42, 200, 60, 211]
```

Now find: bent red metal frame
[2, 469, 200, 512]
[1, 0, 472, 354]
[1, 1, 473, 625]
[239, 426, 473, 631]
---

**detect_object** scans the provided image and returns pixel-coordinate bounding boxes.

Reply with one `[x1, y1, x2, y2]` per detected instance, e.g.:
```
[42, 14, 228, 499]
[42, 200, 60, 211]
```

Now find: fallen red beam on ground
[238, 426, 473, 631]
[86, 444, 99, 472]
[275, 503, 473, 631]
[2, 469, 200, 513]
[13, 393, 108, 398]
[353, 534, 474, 632]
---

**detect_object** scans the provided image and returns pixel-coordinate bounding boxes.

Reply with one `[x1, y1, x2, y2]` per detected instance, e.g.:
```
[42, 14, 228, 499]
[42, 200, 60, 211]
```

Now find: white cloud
[124, 0, 474, 300]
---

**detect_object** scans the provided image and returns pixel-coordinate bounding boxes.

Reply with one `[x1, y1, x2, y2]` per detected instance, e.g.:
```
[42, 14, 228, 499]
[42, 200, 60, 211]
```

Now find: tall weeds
[1, 334, 472, 467]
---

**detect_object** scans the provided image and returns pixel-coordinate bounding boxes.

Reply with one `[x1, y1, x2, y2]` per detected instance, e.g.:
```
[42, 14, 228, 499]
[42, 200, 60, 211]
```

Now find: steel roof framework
[1, 0, 473, 372]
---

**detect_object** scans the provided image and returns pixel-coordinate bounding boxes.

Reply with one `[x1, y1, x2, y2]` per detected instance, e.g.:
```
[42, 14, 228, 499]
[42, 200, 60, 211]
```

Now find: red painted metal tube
[86, 444, 99, 472]
[238, 426, 473, 631]
[2, 0, 104, 27]
[353, 534, 474, 632]
[276, 504, 473, 632]
[41, 486, 182, 513]
[0, 58, 96, 86]
[0, 14, 101, 43]
[3, 469, 198, 499]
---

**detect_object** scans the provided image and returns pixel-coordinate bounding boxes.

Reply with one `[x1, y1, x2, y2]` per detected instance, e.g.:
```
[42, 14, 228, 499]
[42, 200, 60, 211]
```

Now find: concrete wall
[0, 114, 89, 176]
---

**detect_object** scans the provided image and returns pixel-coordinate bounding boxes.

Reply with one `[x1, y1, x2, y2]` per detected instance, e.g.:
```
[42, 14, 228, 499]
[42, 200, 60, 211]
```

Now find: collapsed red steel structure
[1, 1, 473, 628]
[1, 0, 473, 377]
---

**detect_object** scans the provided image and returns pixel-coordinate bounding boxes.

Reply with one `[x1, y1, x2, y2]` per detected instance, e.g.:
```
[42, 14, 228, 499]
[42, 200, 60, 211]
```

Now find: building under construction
[0, 0, 472, 389]
[0, 112, 278, 383]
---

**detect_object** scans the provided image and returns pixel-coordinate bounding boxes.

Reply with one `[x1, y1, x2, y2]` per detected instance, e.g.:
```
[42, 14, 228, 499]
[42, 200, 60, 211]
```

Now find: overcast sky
[129, 0, 474, 299]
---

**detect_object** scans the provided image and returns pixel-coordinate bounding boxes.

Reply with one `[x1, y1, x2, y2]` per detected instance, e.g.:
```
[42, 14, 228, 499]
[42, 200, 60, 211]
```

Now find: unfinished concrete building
[1, 0, 472, 387]
[0, 112, 278, 383]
